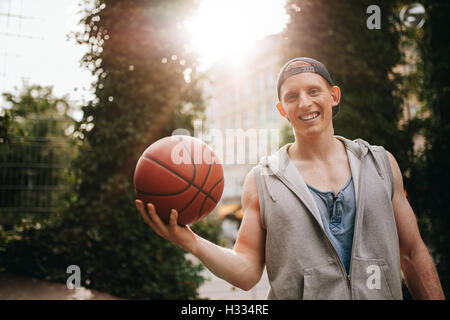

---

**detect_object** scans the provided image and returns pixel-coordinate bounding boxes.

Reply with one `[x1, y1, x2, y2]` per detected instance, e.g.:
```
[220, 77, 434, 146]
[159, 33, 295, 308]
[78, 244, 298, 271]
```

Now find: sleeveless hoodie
[253, 136, 403, 300]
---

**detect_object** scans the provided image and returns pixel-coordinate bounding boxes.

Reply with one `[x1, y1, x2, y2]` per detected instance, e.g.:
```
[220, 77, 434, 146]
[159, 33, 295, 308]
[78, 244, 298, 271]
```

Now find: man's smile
[298, 111, 320, 121]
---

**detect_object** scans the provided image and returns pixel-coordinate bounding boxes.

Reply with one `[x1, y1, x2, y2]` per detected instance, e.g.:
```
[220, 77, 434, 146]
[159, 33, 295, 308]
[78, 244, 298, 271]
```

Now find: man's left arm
[386, 151, 445, 300]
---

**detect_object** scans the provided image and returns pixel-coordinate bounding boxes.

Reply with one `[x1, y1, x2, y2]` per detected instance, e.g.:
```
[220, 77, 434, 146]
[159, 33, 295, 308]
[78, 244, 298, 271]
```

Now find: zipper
[322, 230, 352, 299]
[348, 153, 366, 300]
[275, 173, 353, 299]
[270, 148, 367, 300]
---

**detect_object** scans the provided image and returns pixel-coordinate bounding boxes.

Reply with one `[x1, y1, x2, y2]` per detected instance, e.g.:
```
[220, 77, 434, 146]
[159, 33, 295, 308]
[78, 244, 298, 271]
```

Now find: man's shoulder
[342, 136, 387, 153]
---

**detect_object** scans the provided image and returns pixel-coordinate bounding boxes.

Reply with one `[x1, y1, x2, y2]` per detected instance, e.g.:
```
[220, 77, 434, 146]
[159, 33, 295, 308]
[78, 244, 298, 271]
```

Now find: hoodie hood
[340, 136, 385, 180]
[259, 135, 384, 181]
[257, 135, 387, 230]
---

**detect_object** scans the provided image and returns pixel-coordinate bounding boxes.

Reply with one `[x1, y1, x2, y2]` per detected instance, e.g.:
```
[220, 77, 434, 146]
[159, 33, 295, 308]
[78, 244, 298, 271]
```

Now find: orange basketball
[134, 135, 224, 225]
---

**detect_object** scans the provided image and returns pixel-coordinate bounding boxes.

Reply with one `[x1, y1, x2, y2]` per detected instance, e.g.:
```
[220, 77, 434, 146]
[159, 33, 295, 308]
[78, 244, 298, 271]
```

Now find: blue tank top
[306, 176, 356, 274]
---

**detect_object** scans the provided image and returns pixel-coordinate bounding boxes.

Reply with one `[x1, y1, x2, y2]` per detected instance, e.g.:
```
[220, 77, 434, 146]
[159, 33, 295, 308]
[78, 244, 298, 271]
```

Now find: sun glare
[186, 0, 288, 69]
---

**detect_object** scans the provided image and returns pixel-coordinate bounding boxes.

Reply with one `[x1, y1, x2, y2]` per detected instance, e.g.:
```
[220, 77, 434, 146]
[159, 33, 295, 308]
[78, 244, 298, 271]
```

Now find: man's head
[276, 57, 341, 137]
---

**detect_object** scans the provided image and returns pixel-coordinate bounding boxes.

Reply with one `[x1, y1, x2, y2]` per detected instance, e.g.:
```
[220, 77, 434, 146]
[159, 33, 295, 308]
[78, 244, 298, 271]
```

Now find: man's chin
[293, 128, 322, 139]
[292, 123, 334, 139]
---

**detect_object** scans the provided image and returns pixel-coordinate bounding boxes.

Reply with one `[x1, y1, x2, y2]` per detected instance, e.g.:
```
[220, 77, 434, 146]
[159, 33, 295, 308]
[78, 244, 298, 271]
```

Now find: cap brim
[332, 105, 340, 118]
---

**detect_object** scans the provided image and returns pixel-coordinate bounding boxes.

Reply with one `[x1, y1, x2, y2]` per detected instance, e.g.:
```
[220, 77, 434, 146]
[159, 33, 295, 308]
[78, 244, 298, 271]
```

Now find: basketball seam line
[178, 140, 220, 204]
[136, 156, 192, 196]
[197, 177, 224, 221]
[138, 151, 198, 197]
[178, 157, 213, 215]
[137, 146, 218, 203]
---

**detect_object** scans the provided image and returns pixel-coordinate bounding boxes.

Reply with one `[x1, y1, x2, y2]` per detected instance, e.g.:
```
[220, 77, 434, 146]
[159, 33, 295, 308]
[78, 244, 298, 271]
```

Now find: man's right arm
[135, 167, 266, 291]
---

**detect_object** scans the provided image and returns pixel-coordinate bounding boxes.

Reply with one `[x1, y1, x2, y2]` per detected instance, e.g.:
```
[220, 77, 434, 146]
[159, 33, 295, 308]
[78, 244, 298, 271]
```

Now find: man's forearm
[191, 234, 262, 291]
[401, 242, 445, 300]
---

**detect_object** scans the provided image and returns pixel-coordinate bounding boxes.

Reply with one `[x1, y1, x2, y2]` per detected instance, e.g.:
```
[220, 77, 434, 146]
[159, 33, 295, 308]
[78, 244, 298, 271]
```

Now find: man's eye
[287, 94, 297, 101]
[310, 89, 319, 95]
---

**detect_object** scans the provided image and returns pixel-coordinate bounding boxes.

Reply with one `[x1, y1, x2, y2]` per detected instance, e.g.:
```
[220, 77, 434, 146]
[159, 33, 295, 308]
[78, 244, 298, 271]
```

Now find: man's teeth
[300, 112, 319, 120]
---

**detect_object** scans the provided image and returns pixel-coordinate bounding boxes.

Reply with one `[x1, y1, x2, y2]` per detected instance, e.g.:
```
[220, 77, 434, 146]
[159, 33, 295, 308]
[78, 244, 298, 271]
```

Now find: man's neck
[288, 130, 342, 163]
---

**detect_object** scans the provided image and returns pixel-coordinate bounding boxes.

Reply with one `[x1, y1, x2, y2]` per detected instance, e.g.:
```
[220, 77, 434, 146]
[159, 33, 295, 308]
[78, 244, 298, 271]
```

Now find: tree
[1, 0, 222, 299]
[64, 0, 218, 298]
[0, 85, 76, 226]
[408, 0, 450, 297]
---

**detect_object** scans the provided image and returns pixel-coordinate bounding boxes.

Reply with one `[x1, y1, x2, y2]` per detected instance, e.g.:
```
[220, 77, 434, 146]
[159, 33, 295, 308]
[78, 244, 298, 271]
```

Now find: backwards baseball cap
[276, 57, 340, 118]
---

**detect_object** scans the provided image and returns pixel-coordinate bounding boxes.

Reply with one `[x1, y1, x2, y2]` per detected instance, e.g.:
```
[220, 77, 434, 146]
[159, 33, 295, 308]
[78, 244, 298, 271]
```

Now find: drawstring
[368, 148, 384, 180]
[260, 156, 277, 202]
[259, 139, 385, 203]
[355, 139, 384, 180]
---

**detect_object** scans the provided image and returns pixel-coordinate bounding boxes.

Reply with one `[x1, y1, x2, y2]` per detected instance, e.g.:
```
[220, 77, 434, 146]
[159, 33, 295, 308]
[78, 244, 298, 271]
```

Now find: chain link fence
[0, 116, 74, 228]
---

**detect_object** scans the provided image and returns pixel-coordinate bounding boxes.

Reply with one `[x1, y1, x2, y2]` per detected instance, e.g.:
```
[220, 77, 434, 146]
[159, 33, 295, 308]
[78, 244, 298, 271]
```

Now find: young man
[135, 57, 444, 300]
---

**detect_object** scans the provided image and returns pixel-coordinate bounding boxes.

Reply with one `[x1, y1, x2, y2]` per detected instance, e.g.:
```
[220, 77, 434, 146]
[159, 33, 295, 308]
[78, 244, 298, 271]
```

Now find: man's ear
[276, 102, 287, 116]
[331, 86, 341, 107]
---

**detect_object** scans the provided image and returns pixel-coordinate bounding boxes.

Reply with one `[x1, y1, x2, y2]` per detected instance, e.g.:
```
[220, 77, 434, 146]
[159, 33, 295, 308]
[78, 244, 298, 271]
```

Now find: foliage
[1, 0, 222, 299]
[1, 85, 73, 137]
[0, 85, 77, 225]
[280, 121, 294, 146]
[0, 108, 12, 144]
[407, 0, 450, 297]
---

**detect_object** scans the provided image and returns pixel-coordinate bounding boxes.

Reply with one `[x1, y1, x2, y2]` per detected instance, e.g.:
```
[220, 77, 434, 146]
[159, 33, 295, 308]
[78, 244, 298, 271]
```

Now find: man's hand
[135, 200, 198, 253]
[134, 167, 265, 291]
[135, 167, 265, 291]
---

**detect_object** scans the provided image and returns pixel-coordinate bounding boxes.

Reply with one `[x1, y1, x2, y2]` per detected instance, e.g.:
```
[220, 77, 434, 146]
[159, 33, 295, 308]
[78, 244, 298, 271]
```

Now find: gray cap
[277, 57, 340, 118]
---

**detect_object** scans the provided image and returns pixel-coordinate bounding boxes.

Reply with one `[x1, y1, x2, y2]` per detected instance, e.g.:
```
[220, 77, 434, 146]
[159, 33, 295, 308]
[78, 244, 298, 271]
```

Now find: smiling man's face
[278, 62, 340, 138]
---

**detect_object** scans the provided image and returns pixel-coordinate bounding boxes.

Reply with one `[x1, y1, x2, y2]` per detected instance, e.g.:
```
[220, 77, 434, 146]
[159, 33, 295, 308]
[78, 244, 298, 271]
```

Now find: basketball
[134, 135, 224, 225]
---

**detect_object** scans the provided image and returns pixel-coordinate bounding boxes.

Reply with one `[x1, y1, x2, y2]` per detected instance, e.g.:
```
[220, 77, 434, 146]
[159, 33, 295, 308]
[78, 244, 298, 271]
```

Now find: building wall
[393, 42, 426, 154]
[203, 34, 287, 205]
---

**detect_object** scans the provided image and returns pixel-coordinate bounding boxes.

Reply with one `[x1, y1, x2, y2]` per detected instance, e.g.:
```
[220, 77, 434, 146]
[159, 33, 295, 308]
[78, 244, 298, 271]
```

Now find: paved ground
[0, 273, 121, 300]
[0, 258, 270, 300]
[198, 268, 269, 300]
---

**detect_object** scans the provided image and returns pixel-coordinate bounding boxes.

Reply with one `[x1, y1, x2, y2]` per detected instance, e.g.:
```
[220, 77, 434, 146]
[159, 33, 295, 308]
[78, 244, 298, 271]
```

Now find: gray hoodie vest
[253, 136, 403, 300]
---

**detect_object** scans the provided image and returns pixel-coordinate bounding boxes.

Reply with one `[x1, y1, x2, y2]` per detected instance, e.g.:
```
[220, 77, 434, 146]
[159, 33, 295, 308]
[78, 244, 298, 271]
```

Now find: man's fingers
[169, 209, 178, 231]
[135, 200, 164, 236]
[135, 200, 149, 222]
[146, 202, 169, 235]
[135, 200, 184, 241]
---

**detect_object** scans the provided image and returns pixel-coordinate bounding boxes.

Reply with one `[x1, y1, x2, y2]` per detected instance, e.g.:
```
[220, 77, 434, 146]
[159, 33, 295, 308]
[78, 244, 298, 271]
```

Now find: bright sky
[187, 0, 288, 69]
[0, 0, 288, 118]
[0, 0, 89, 120]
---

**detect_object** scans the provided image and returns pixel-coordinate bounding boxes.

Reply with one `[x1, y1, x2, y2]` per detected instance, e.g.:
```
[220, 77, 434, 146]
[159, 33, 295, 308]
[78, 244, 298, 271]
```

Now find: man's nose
[298, 92, 312, 109]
